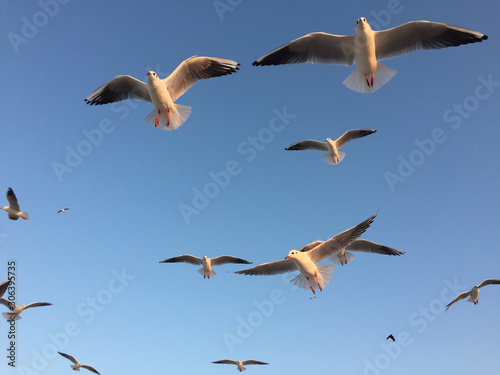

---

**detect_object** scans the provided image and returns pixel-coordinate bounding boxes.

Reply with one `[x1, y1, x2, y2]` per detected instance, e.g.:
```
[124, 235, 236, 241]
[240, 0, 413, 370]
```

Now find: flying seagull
[212, 359, 269, 372]
[285, 129, 376, 164]
[0, 298, 52, 320]
[1, 188, 28, 221]
[85, 56, 239, 130]
[446, 279, 500, 310]
[386, 334, 395, 342]
[160, 255, 252, 279]
[298, 239, 403, 265]
[253, 18, 487, 93]
[236, 213, 376, 294]
[58, 352, 100, 374]
[0, 280, 10, 299]
[58, 208, 70, 214]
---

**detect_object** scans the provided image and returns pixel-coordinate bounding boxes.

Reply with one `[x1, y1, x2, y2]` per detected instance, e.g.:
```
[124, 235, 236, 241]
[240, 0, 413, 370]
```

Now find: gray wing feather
[375, 21, 487, 61]
[285, 140, 328, 151]
[6, 188, 20, 211]
[58, 352, 79, 365]
[345, 240, 403, 256]
[242, 360, 269, 366]
[235, 259, 298, 276]
[0, 297, 13, 310]
[210, 256, 252, 266]
[0, 279, 10, 299]
[81, 365, 100, 374]
[335, 129, 376, 149]
[159, 255, 203, 265]
[446, 291, 470, 310]
[253, 33, 355, 66]
[478, 279, 500, 289]
[212, 360, 238, 365]
[24, 302, 52, 310]
[85, 75, 151, 105]
[298, 241, 324, 252]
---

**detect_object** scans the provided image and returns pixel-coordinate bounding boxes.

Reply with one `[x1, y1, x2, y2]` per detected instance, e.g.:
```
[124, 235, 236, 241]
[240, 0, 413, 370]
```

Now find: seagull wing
[335, 129, 377, 149]
[253, 33, 355, 66]
[23, 302, 53, 310]
[285, 140, 328, 151]
[212, 360, 238, 365]
[242, 360, 269, 366]
[0, 280, 10, 299]
[58, 352, 79, 365]
[308, 213, 377, 264]
[375, 21, 488, 61]
[6, 188, 20, 211]
[85, 75, 151, 105]
[210, 256, 252, 266]
[446, 291, 471, 310]
[235, 259, 298, 276]
[345, 240, 404, 256]
[0, 297, 13, 310]
[477, 279, 500, 289]
[163, 56, 239, 102]
[386, 334, 395, 341]
[81, 365, 101, 374]
[159, 255, 203, 265]
[298, 240, 325, 252]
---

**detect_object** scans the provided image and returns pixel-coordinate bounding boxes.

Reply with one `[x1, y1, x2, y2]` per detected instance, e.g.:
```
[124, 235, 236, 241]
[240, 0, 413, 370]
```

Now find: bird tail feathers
[289, 264, 334, 290]
[342, 63, 396, 93]
[197, 268, 217, 278]
[329, 251, 355, 265]
[20, 212, 29, 221]
[2, 312, 21, 321]
[144, 104, 192, 131]
[321, 152, 345, 165]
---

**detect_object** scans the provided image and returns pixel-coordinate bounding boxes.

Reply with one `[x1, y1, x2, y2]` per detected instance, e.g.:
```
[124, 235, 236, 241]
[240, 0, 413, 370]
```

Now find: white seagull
[0, 298, 52, 320]
[0, 279, 10, 299]
[236, 213, 376, 294]
[58, 208, 70, 214]
[298, 239, 403, 265]
[85, 56, 239, 130]
[285, 129, 376, 164]
[446, 279, 500, 310]
[253, 18, 487, 93]
[1, 188, 28, 221]
[58, 352, 100, 374]
[160, 255, 252, 279]
[212, 359, 269, 372]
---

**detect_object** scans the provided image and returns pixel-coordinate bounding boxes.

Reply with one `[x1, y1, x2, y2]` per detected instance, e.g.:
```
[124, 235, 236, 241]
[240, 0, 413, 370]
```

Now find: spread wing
[164, 56, 239, 102]
[308, 213, 377, 264]
[446, 291, 471, 310]
[253, 33, 355, 66]
[375, 21, 487, 61]
[58, 352, 79, 365]
[159, 255, 203, 265]
[285, 140, 328, 151]
[477, 279, 500, 289]
[212, 359, 238, 365]
[235, 258, 298, 276]
[335, 129, 376, 149]
[298, 241, 324, 252]
[345, 240, 403, 256]
[24, 302, 53, 310]
[210, 256, 252, 266]
[85, 75, 151, 105]
[0, 279, 10, 299]
[81, 365, 100, 374]
[6, 188, 20, 211]
[0, 297, 14, 310]
[242, 360, 269, 366]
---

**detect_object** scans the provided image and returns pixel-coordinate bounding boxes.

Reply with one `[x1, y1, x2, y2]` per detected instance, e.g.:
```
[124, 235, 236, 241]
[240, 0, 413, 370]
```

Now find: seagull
[236, 213, 376, 294]
[253, 18, 487, 93]
[285, 129, 376, 164]
[0, 279, 10, 299]
[58, 352, 100, 374]
[0, 298, 52, 320]
[58, 208, 70, 214]
[1, 188, 28, 221]
[160, 255, 252, 279]
[446, 279, 500, 310]
[212, 359, 269, 372]
[85, 56, 239, 130]
[298, 239, 403, 265]
[386, 334, 395, 342]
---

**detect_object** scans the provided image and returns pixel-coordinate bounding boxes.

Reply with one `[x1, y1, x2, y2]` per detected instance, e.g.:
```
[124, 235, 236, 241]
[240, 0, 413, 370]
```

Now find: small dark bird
[57, 208, 70, 214]
[386, 334, 395, 342]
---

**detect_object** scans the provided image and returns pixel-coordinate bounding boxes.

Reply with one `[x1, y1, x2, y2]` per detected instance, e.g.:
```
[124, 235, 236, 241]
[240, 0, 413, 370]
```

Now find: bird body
[58, 352, 100, 374]
[0, 298, 52, 320]
[160, 255, 252, 279]
[58, 208, 70, 214]
[1, 188, 28, 221]
[212, 359, 269, 372]
[446, 279, 500, 310]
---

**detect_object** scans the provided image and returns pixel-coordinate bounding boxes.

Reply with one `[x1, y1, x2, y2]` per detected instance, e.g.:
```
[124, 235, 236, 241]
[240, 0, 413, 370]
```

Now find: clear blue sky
[1, 1, 499, 374]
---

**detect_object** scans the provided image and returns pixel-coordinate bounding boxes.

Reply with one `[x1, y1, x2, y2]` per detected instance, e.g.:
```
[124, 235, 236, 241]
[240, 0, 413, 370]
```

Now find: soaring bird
[446, 279, 500, 310]
[386, 334, 395, 342]
[285, 129, 376, 164]
[298, 239, 403, 265]
[85, 56, 239, 130]
[236, 213, 376, 294]
[57, 208, 70, 214]
[58, 352, 100, 374]
[0, 279, 10, 299]
[253, 18, 487, 93]
[0, 298, 52, 320]
[160, 255, 252, 279]
[1, 188, 29, 221]
[212, 359, 269, 372]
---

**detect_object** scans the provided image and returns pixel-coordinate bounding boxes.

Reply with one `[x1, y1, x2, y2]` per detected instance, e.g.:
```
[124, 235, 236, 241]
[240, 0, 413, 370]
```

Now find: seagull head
[356, 17, 368, 29]
[147, 71, 158, 80]
[285, 250, 299, 259]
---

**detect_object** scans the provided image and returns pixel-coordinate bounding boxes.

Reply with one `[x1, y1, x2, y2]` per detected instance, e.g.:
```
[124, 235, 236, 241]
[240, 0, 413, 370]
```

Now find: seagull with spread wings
[58, 352, 100, 374]
[58, 208, 70, 214]
[212, 359, 269, 372]
[236, 213, 376, 294]
[253, 18, 487, 93]
[160, 255, 252, 279]
[85, 56, 239, 130]
[1, 188, 28, 221]
[0, 298, 52, 320]
[285, 129, 376, 164]
[446, 279, 500, 310]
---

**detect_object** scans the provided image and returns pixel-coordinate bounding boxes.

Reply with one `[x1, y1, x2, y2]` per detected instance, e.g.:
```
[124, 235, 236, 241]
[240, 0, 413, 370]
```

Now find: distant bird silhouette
[386, 334, 395, 341]
[446, 279, 500, 310]
[58, 352, 100, 374]
[57, 208, 70, 214]
[1, 188, 28, 221]
[212, 359, 269, 372]
[160, 255, 252, 279]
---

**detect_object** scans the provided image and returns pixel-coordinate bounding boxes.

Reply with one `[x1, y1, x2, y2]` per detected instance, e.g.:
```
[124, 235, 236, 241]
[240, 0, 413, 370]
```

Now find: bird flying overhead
[58, 352, 100, 374]
[253, 18, 487, 93]
[160, 255, 252, 279]
[0, 298, 52, 320]
[57, 208, 70, 214]
[285, 129, 376, 164]
[387, 334, 395, 341]
[446, 279, 500, 310]
[212, 359, 269, 372]
[1, 188, 29, 221]
[85, 56, 239, 130]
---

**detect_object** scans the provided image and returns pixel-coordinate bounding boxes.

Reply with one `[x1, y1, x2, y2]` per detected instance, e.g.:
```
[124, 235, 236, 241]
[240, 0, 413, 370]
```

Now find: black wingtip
[482, 34, 488, 40]
[252, 60, 260, 66]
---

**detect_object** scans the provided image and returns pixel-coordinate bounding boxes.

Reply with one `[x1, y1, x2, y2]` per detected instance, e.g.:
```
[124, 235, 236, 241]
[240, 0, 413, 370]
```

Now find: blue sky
[1, 0, 499, 374]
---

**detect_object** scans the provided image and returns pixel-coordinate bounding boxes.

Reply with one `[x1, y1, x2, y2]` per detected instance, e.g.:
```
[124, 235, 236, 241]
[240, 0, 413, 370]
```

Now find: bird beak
[284, 256, 290, 259]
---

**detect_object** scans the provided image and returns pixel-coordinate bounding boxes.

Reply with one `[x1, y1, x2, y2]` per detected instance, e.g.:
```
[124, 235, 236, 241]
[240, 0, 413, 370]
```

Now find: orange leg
[307, 278, 316, 294]
[155, 110, 161, 127]
[315, 274, 323, 292]
[167, 107, 170, 126]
